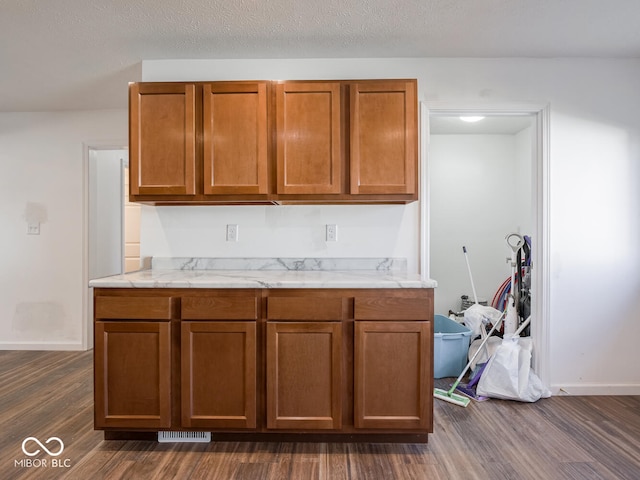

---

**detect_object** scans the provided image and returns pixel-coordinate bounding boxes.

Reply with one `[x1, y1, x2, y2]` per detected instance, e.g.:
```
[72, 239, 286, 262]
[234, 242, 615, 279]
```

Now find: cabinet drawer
[267, 296, 345, 321]
[182, 296, 258, 320]
[354, 297, 432, 321]
[95, 296, 174, 320]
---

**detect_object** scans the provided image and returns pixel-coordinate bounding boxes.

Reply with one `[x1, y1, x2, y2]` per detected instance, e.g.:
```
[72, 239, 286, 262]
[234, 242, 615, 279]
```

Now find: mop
[434, 308, 506, 407]
[455, 361, 490, 402]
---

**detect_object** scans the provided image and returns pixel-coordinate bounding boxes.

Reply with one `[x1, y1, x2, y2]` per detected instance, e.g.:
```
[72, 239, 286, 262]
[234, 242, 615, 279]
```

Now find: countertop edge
[89, 270, 438, 289]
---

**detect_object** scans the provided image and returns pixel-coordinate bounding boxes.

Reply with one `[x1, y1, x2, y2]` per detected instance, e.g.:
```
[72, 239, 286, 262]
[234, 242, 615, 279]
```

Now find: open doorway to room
[421, 104, 550, 386]
[428, 114, 534, 316]
[83, 145, 140, 349]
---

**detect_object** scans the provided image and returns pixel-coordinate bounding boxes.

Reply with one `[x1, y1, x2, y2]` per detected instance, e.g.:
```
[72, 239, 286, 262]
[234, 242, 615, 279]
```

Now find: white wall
[0, 110, 127, 349]
[0, 58, 638, 394]
[141, 204, 416, 266]
[429, 133, 531, 315]
[144, 58, 640, 394]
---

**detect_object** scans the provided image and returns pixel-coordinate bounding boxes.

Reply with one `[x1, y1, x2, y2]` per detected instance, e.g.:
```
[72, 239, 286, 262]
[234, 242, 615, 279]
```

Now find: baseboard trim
[551, 384, 640, 396]
[0, 342, 86, 351]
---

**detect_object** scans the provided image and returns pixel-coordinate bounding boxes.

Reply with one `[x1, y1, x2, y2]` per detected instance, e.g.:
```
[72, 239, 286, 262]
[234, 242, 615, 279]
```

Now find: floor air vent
[158, 431, 211, 443]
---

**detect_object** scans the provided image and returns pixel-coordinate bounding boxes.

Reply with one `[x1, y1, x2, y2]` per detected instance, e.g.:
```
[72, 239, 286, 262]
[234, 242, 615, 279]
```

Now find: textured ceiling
[1, 0, 639, 111]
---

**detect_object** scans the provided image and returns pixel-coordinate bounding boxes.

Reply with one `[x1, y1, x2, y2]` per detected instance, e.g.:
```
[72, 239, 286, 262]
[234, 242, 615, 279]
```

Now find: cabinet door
[203, 82, 269, 194]
[354, 321, 431, 429]
[94, 321, 171, 429]
[129, 83, 196, 196]
[181, 321, 257, 429]
[266, 322, 342, 429]
[350, 81, 417, 195]
[276, 82, 342, 194]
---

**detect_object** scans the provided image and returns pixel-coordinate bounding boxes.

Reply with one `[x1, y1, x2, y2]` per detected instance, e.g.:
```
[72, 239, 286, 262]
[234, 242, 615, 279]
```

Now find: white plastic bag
[477, 335, 551, 402]
[463, 304, 502, 337]
[467, 336, 502, 370]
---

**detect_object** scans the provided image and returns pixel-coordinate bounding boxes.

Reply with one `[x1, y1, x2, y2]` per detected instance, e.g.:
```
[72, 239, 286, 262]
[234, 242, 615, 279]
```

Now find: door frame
[82, 141, 128, 350]
[419, 102, 551, 388]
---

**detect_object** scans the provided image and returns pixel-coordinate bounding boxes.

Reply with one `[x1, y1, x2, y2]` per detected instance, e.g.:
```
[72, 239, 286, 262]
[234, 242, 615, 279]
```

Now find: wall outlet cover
[226, 224, 239, 242]
[326, 224, 338, 242]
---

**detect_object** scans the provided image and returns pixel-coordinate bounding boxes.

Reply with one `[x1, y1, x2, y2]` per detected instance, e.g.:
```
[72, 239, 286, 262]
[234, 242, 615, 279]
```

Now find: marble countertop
[89, 257, 437, 289]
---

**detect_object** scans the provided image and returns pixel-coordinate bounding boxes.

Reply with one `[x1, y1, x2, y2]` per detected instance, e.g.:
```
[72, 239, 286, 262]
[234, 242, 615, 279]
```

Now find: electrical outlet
[326, 224, 338, 242]
[27, 223, 40, 235]
[226, 224, 239, 242]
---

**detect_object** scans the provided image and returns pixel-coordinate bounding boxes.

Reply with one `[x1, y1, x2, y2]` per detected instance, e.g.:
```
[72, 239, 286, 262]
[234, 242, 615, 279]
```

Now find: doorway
[420, 103, 550, 387]
[83, 144, 139, 350]
[88, 149, 125, 280]
[428, 115, 533, 314]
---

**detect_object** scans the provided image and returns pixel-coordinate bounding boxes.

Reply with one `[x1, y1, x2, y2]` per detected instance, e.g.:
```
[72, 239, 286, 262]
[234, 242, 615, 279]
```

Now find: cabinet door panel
[350, 81, 417, 195]
[266, 322, 342, 429]
[130, 83, 196, 196]
[203, 82, 269, 194]
[94, 321, 171, 429]
[181, 322, 256, 428]
[276, 82, 342, 194]
[354, 321, 431, 429]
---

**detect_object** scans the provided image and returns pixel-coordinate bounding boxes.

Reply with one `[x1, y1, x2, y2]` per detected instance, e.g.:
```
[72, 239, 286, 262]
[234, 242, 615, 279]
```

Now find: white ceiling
[1, 0, 639, 112]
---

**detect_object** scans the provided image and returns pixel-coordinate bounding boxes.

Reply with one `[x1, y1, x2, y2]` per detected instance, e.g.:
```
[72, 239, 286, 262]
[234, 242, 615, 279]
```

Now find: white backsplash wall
[141, 203, 419, 272]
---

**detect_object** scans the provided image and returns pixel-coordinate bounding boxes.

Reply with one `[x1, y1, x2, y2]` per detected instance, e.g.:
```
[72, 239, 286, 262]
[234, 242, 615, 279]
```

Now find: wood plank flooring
[1, 350, 638, 479]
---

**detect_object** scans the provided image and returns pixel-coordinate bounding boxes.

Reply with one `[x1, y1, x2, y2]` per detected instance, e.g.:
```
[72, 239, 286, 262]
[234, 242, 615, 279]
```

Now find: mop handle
[462, 246, 479, 304]
[447, 309, 506, 396]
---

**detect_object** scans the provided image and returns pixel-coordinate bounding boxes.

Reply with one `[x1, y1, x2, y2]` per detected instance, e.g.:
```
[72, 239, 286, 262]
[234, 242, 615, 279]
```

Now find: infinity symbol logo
[21, 437, 65, 457]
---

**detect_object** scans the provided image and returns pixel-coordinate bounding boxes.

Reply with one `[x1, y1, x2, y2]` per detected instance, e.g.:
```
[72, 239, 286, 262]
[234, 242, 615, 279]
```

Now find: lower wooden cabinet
[94, 320, 172, 429]
[354, 321, 431, 429]
[93, 288, 433, 439]
[181, 321, 257, 428]
[266, 322, 342, 430]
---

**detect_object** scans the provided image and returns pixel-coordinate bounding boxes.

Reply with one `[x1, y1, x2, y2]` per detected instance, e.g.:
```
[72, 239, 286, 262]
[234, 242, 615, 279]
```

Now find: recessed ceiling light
[460, 116, 485, 123]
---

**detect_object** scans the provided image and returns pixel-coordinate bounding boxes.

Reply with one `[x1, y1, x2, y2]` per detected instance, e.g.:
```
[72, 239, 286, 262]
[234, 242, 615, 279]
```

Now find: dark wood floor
[0, 351, 638, 480]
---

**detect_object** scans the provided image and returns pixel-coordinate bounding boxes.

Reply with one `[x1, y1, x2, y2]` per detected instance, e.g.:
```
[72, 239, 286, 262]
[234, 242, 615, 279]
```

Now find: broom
[434, 309, 506, 407]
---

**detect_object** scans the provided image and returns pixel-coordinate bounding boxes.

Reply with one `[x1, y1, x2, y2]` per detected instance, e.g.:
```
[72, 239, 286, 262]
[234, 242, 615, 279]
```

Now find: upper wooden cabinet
[129, 81, 269, 203]
[203, 82, 269, 195]
[275, 82, 342, 194]
[129, 83, 196, 196]
[350, 81, 417, 195]
[128, 79, 418, 204]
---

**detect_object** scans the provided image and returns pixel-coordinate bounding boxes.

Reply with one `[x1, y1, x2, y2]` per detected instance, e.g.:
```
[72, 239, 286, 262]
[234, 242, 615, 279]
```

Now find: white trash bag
[477, 334, 551, 402]
[463, 304, 502, 337]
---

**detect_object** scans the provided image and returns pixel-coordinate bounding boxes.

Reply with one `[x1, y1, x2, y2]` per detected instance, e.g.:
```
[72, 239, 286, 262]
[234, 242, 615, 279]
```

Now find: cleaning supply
[462, 246, 479, 304]
[434, 309, 505, 407]
[454, 362, 490, 402]
[504, 233, 524, 335]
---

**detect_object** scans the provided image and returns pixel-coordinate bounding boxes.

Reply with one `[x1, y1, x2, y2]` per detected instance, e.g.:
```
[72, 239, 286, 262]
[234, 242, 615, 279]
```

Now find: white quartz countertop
[89, 269, 436, 289]
[89, 258, 437, 289]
